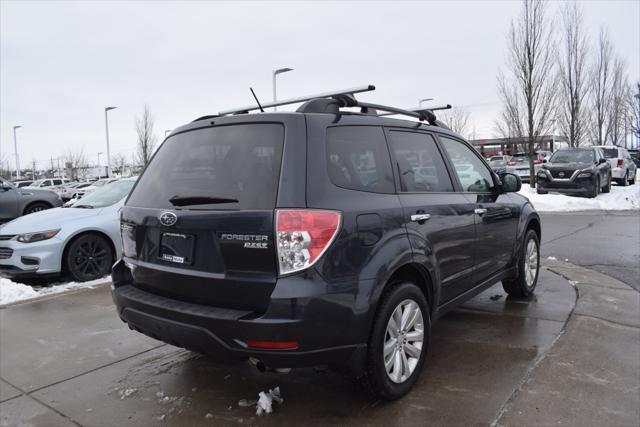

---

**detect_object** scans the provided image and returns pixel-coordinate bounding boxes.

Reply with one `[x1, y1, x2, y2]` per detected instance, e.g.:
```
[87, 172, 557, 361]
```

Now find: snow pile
[518, 182, 640, 212]
[239, 387, 284, 416]
[0, 276, 111, 306]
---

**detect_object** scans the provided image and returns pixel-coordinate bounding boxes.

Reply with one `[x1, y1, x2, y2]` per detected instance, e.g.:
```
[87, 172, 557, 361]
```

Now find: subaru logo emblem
[559, 172, 565, 177]
[159, 211, 178, 227]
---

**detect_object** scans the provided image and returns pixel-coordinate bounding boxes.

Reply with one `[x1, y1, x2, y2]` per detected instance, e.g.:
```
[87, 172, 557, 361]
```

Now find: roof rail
[219, 85, 375, 115]
[378, 104, 453, 117]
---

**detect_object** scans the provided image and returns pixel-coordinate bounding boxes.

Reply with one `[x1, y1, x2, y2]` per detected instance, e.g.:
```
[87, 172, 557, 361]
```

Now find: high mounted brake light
[276, 209, 341, 275]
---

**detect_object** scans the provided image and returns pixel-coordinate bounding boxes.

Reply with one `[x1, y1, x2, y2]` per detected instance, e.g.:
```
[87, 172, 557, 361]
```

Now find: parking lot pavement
[1, 268, 578, 426]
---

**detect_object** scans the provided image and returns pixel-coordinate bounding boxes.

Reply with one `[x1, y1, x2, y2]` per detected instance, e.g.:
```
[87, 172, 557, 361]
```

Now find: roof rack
[219, 85, 376, 115]
[212, 84, 448, 126]
[378, 104, 453, 116]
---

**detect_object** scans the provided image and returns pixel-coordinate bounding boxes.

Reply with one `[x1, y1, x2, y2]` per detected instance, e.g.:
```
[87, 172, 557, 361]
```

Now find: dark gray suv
[0, 178, 62, 223]
[112, 86, 541, 400]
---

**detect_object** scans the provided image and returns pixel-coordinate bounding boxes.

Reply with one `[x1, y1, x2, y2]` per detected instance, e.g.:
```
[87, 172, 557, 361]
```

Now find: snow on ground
[0, 276, 110, 306]
[518, 182, 640, 212]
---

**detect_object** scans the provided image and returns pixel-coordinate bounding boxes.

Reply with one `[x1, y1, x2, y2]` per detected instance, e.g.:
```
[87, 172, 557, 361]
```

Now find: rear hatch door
[121, 122, 286, 312]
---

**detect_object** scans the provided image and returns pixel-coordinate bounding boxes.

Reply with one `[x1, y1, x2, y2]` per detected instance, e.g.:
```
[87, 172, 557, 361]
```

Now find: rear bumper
[111, 260, 370, 372]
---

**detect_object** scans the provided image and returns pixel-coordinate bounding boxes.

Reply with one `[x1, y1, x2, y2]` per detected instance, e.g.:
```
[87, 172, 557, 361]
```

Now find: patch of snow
[205, 413, 214, 419]
[119, 388, 137, 400]
[256, 387, 283, 416]
[518, 182, 640, 212]
[547, 256, 557, 260]
[0, 276, 111, 306]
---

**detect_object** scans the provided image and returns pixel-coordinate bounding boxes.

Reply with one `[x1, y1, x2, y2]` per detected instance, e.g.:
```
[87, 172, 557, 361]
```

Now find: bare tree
[588, 28, 613, 145]
[558, 2, 589, 147]
[630, 82, 640, 147]
[496, 0, 558, 187]
[135, 104, 158, 166]
[605, 59, 630, 146]
[440, 107, 471, 139]
[111, 152, 129, 176]
[63, 147, 88, 180]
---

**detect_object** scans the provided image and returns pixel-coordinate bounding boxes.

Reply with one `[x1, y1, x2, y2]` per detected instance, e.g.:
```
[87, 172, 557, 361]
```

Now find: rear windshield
[127, 124, 284, 210]
[602, 148, 618, 159]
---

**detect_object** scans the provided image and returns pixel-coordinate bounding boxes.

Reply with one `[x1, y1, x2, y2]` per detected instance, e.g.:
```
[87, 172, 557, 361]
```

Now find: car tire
[361, 281, 430, 401]
[630, 171, 636, 185]
[23, 202, 52, 215]
[536, 187, 548, 195]
[502, 229, 540, 298]
[602, 174, 611, 193]
[588, 177, 600, 198]
[621, 171, 629, 186]
[63, 233, 114, 282]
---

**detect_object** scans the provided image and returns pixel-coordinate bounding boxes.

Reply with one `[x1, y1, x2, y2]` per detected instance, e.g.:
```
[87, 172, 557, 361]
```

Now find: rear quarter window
[326, 126, 395, 194]
[602, 148, 619, 159]
[127, 123, 284, 210]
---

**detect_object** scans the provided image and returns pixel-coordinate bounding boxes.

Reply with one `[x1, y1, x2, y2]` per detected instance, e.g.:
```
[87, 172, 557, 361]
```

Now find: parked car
[0, 177, 137, 282]
[24, 178, 71, 190]
[111, 87, 541, 400]
[537, 147, 612, 197]
[487, 155, 512, 174]
[70, 178, 119, 201]
[594, 145, 637, 186]
[506, 152, 544, 182]
[0, 178, 62, 223]
[12, 180, 34, 188]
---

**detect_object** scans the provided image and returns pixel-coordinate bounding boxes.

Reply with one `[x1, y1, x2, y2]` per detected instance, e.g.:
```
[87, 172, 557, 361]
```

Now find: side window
[388, 131, 453, 192]
[439, 136, 496, 192]
[326, 126, 395, 194]
[53, 179, 63, 185]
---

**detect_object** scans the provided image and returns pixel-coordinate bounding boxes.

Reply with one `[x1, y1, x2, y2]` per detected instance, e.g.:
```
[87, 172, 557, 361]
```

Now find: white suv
[595, 146, 637, 186]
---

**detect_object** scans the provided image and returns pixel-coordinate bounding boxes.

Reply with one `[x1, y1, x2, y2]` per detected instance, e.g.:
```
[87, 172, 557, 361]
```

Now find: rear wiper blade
[169, 195, 239, 207]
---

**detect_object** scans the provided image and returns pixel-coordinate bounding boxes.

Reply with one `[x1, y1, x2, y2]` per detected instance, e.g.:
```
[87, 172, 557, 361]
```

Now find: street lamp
[13, 126, 22, 179]
[418, 98, 433, 108]
[272, 67, 293, 111]
[104, 106, 117, 178]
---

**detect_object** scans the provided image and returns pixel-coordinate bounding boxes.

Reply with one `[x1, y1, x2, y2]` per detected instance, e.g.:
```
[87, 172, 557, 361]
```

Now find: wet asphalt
[0, 269, 575, 426]
[540, 211, 640, 291]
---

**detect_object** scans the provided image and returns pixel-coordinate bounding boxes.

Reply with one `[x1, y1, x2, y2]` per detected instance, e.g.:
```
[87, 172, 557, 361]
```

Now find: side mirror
[500, 173, 522, 193]
[598, 158, 607, 165]
[543, 159, 547, 163]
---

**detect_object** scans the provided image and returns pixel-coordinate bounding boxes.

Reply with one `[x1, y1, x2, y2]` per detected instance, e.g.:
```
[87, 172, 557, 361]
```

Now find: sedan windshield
[489, 159, 507, 167]
[30, 179, 46, 187]
[72, 180, 135, 208]
[549, 149, 594, 164]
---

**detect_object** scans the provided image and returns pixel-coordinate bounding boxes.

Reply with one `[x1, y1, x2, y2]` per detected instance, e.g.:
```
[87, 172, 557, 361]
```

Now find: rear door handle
[474, 208, 487, 216]
[410, 214, 431, 222]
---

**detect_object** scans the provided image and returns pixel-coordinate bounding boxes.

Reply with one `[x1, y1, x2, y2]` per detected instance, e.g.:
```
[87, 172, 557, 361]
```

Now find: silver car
[0, 178, 62, 223]
[0, 177, 136, 282]
[594, 146, 637, 186]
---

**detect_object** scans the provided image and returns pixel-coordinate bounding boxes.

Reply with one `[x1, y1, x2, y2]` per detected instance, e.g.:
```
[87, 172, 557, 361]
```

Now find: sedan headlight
[537, 170, 547, 178]
[577, 172, 592, 178]
[17, 229, 60, 243]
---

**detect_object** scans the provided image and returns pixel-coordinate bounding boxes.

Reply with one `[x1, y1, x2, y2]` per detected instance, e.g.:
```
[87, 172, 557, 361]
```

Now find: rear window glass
[602, 148, 618, 159]
[127, 124, 284, 210]
[326, 126, 394, 194]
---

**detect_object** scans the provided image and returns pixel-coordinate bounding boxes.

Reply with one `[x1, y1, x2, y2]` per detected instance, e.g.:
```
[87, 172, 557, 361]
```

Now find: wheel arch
[374, 262, 436, 319]
[61, 229, 117, 275]
[22, 200, 54, 216]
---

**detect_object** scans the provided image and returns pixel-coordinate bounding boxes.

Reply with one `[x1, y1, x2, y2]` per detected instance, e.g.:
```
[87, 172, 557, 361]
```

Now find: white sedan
[0, 177, 136, 282]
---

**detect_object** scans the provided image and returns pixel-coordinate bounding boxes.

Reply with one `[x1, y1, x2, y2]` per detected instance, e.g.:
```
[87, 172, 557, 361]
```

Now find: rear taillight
[617, 159, 624, 167]
[276, 209, 341, 275]
[507, 161, 516, 166]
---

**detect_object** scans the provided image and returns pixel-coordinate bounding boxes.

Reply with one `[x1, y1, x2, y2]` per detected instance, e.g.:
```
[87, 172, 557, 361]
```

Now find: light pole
[272, 67, 293, 111]
[13, 126, 22, 179]
[104, 106, 117, 178]
[418, 98, 433, 108]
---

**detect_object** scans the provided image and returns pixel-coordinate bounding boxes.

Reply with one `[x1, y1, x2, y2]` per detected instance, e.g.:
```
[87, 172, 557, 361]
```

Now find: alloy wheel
[384, 299, 424, 383]
[524, 238, 538, 289]
[69, 236, 110, 281]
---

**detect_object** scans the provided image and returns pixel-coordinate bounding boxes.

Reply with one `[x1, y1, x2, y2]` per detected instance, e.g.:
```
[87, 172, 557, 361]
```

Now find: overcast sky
[1, 0, 638, 171]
